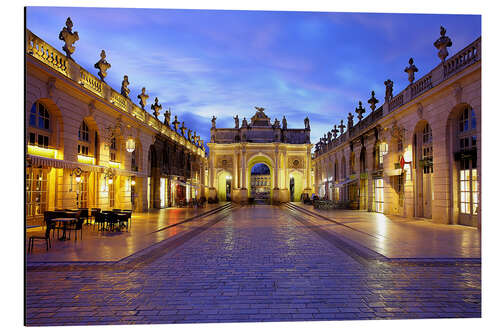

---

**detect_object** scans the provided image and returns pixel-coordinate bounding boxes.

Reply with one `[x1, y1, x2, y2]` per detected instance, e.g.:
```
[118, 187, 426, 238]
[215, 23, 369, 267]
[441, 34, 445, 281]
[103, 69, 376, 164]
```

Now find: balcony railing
[444, 38, 481, 78]
[79, 68, 103, 97]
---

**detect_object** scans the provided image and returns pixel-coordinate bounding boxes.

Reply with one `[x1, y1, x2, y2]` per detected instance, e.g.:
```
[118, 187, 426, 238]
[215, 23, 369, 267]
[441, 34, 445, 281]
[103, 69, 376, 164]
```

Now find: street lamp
[126, 138, 136, 153]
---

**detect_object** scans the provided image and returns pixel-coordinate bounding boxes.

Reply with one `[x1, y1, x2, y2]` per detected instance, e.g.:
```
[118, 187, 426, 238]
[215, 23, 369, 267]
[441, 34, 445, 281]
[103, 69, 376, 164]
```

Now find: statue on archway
[234, 115, 239, 128]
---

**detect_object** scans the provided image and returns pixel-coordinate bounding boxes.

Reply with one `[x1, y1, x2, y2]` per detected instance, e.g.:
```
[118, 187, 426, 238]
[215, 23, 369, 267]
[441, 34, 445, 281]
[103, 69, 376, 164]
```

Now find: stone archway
[246, 153, 275, 203]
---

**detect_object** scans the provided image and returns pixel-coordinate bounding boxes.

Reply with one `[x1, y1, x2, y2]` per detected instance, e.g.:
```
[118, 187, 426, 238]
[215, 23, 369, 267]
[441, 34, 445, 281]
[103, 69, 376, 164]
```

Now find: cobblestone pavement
[25, 205, 481, 326]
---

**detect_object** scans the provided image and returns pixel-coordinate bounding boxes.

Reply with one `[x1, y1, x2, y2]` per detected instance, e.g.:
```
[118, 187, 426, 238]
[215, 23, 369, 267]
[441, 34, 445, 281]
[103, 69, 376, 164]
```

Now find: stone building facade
[313, 28, 481, 228]
[25, 22, 207, 225]
[208, 108, 313, 203]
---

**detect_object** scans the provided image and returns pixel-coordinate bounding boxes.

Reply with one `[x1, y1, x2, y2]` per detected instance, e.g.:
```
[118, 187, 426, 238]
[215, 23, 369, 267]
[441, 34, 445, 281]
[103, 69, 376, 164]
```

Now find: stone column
[232, 153, 238, 189]
[274, 147, 279, 189]
[284, 151, 289, 190]
[241, 147, 247, 189]
[305, 146, 312, 191]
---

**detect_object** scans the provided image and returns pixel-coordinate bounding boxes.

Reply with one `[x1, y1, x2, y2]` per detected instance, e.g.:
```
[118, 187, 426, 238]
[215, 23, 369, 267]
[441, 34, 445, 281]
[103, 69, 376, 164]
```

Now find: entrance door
[458, 159, 478, 226]
[374, 178, 384, 213]
[226, 178, 231, 201]
[290, 177, 295, 202]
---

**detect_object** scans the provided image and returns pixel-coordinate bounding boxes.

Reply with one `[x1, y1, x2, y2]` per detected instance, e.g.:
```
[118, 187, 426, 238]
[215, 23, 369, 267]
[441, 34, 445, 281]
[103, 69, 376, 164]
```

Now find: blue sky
[26, 7, 481, 147]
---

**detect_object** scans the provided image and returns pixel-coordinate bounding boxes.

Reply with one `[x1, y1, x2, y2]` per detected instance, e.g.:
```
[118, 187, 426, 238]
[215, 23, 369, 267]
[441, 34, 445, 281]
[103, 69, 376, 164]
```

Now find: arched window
[334, 161, 338, 181]
[28, 102, 50, 147]
[109, 137, 117, 162]
[349, 152, 355, 175]
[457, 107, 478, 216]
[341, 156, 346, 179]
[78, 121, 90, 155]
[359, 147, 366, 173]
[131, 149, 137, 171]
[422, 123, 433, 174]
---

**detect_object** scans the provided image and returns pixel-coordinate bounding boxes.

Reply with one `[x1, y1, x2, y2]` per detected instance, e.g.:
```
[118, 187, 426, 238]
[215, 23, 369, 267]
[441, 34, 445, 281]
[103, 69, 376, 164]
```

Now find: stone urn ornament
[94, 50, 111, 81]
[59, 17, 79, 60]
[137, 87, 149, 110]
[347, 113, 354, 129]
[355, 101, 365, 121]
[332, 125, 339, 139]
[151, 97, 162, 119]
[404, 58, 419, 84]
[434, 26, 453, 62]
[121, 75, 130, 98]
[304, 117, 310, 130]
[339, 120, 345, 134]
[367, 90, 379, 111]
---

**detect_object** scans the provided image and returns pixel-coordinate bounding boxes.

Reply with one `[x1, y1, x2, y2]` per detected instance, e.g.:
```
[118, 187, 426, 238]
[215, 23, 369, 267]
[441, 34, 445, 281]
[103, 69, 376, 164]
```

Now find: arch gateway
[208, 107, 313, 203]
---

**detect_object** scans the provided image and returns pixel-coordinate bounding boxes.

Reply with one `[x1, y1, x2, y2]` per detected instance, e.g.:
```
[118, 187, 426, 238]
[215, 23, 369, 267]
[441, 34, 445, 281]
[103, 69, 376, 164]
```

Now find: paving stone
[26, 206, 481, 326]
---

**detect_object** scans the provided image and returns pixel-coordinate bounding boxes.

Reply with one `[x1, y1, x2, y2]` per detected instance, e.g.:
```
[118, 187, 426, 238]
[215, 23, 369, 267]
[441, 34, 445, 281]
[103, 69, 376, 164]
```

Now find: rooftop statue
[94, 50, 111, 82]
[327, 131, 332, 143]
[347, 113, 354, 129]
[273, 118, 280, 128]
[434, 26, 453, 62]
[188, 129, 192, 142]
[304, 117, 310, 130]
[211, 115, 216, 129]
[254, 106, 266, 117]
[234, 115, 239, 128]
[164, 107, 171, 126]
[242, 117, 248, 128]
[137, 87, 149, 110]
[180, 122, 187, 137]
[282, 116, 287, 130]
[59, 17, 79, 60]
[151, 97, 162, 119]
[404, 58, 419, 84]
[121, 75, 130, 98]
[384, 79, 394, 102]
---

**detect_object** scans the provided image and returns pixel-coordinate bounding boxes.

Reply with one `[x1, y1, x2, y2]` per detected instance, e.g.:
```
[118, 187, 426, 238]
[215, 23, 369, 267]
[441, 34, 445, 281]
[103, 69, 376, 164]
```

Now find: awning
[334, 178, 358, 187]
[386, 169, 403, 176]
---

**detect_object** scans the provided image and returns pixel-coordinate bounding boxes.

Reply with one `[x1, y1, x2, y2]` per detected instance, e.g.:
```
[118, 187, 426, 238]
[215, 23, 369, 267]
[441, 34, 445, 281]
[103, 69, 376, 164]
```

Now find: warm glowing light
[109, 161, 120, 168]
[108, 178, 113, 185]
[77, 154, 95, 164]
[226, 175, 232, 180]
[403, 147, 412, 163]
[27, 145, 57, 159]
[131, 180, 136, 186]
[380, 142, 388, 155]
[126, 138, 136, 153]
[75, 176, 81, 183]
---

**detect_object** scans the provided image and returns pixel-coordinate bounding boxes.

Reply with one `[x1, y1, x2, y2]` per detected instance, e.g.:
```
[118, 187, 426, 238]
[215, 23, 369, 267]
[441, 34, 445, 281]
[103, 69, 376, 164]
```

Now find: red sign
[399, 155, 406, 170]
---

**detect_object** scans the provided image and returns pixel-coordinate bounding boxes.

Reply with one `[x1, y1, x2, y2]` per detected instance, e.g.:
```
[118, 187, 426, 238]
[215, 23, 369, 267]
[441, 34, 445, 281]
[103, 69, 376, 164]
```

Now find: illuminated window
[110, 137, 117, 162]
[78, 121, 90, 156]
[109, 176, 115, 208]
[422, 123, 433, 174]
[458, 107, 478, 215]
[26, 167, 48, 217]
[349, 152, 355, 175]
[28, 102, 50, 148]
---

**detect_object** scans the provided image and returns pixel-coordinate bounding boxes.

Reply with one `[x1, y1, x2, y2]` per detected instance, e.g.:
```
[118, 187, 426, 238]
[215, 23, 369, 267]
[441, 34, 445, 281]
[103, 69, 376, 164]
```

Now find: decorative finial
[121, 75, 130, 98]
[332, 125, 339, 138]
[339, 120, 345, 134]
[172, 115, 180, 131]
[367, 90, 379, 111]
[137, 87, 149, 110]
[355, 101, 365, 121]
[404, 58, 419, 84]
[434, 25, 453, 62]
[58, 17, 79, 60]
[151, 97, 162, 119]
[94, 50, 111, 81]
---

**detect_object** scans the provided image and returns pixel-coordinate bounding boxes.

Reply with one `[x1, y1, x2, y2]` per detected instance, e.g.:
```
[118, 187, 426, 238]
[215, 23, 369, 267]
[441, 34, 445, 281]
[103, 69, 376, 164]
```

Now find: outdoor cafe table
[52, 217, 77, 241]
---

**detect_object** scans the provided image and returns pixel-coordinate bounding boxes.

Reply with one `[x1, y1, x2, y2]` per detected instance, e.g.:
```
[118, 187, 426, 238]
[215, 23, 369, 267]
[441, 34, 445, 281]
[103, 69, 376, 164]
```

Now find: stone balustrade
[315, 36, 481, 158]
[25, 29, 205, 158]
[26, 30, 69, 77]
[444, 38, 481, 78]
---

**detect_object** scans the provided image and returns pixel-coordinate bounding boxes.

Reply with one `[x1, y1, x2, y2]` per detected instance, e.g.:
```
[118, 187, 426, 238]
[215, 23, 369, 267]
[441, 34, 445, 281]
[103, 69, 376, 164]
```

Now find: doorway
[250, 163, 271, 204]
[290, 176, 295, 202]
